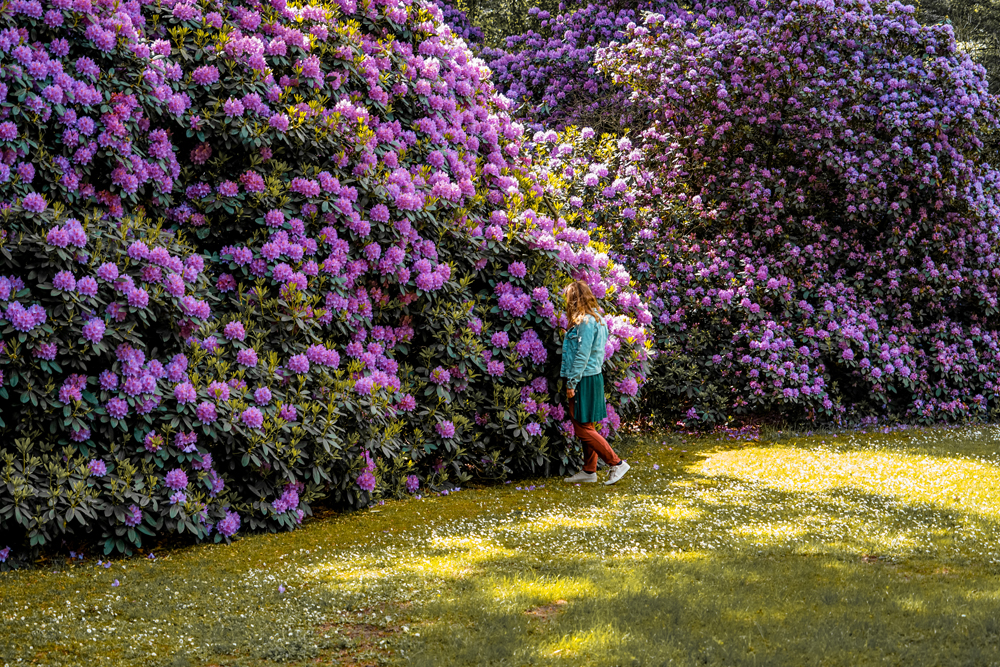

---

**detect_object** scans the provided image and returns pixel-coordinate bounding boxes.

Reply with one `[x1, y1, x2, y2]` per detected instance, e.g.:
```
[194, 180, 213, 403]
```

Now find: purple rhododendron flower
[33, 342, 57, 360]
[175, 432, 198, 453]
[124, 505, 142, 527]
[236, 348, 258, 367]
[22, 192, 46, 213]
[195, 401, 217, 424]
[429, 366, 451, 384]
[269, 113, 290, 132]
[96, 263, 119, 281]
[217, 510, 241, 537]
[127, 287, 149, 308]
[174, 382, 196, 403]
[236, 347, 259, 368]
[207, 381, 230, 402]
[356, 471, 376, 492]
[223, 321, 246, 341]
[88, 459, 107, 477]
[617, 377, 639, 397]
[287, 354, 310, 374]
[405, 475, 420, 493]
[264, 209, 284, 227]
[272, 489, 297, 515]
[99, 371, 119, 391]
[223, 97, 244, 117]
[106, 398, 128, 419]
[508, 261, 527, 278]
[164, 469, 188, 491]
[77, 277, 98, 296]
[241, 407, 264, 429]
[53, 271, 76, 292]
[82, 318, 105, 344]
[436, 420, 456, 438]
[191, 65, 220, 86]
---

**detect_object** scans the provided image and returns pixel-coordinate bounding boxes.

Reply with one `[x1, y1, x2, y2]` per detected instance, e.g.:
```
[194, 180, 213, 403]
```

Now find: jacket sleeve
[566, 318, 595, 390]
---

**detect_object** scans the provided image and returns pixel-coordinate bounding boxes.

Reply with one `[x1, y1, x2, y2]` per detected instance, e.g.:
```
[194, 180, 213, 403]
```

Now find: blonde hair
[564, 280, 603, 327]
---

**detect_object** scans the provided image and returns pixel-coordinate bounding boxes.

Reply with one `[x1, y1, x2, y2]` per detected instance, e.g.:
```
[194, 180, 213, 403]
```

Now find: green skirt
[574, 373, 608, 424]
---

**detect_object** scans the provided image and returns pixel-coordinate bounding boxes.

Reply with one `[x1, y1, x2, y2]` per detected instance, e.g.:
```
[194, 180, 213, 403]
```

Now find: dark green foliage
[448, 0, 564, 47]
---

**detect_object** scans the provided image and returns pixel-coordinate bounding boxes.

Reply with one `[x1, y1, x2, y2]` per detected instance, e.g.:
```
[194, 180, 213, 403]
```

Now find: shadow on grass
[400, 550, 1000, 667]
[394, 472, 1000, 667]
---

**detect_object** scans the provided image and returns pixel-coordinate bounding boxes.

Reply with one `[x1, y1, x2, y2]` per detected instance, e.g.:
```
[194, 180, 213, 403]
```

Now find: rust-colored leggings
[568, 401, 621, 473]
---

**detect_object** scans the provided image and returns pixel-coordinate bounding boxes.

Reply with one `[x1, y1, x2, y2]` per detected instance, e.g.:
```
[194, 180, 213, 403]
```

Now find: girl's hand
[566, 388, 575, 399]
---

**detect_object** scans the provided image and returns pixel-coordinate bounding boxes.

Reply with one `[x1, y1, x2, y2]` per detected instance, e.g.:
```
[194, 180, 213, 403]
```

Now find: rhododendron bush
[480, 0, 684, 132]
[583, 0, 1000, 424]
[0, 0, 650, 560]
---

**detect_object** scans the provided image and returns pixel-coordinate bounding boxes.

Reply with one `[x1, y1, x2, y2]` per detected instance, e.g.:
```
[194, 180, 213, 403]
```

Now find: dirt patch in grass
[524, 599, 568, 623]
[317, 623, 395, 666]
[314, 603, 412, 667]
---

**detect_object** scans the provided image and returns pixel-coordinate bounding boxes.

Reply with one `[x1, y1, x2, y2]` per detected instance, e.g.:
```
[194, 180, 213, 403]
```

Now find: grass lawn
[3, 425, 1000, 666]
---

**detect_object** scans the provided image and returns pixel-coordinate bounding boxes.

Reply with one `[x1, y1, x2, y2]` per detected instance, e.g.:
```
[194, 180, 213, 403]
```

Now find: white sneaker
[604, 461, 631, 485]
[563, 470, 598, 483]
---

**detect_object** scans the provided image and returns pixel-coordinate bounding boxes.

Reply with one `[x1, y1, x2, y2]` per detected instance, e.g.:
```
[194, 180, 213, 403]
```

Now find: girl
[560, 280, 631, 485]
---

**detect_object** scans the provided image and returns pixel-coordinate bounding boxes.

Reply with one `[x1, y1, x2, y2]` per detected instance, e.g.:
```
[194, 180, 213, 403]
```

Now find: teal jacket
[560, 314, 608, 390]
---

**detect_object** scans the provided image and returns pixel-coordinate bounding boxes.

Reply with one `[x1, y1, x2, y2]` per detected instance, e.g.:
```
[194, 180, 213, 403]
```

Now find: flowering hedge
[582, 0, 1000, 425]
[0, 0, 650, 563]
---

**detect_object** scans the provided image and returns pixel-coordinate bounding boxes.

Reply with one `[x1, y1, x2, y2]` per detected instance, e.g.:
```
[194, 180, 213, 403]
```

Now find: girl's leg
[579, 433, 598, 473]
[569, 401, 619, 472]
[580, 423, 621, 468]
[568, 401, 597, 472]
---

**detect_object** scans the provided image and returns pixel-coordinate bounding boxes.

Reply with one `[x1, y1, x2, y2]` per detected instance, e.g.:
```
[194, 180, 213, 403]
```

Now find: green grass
[3, 425, 1000, 666]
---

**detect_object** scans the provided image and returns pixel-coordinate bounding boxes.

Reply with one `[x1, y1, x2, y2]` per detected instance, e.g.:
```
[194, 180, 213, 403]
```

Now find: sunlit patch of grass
[3, 425, 1000, 665]
[699, 445, 1000, 515]
[492, 576, 596, 606]
[732, 519, 810, 542]
[522, 512, 611, 531]
[635, 498, 704, 523]
[543, 625, 625, 659]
